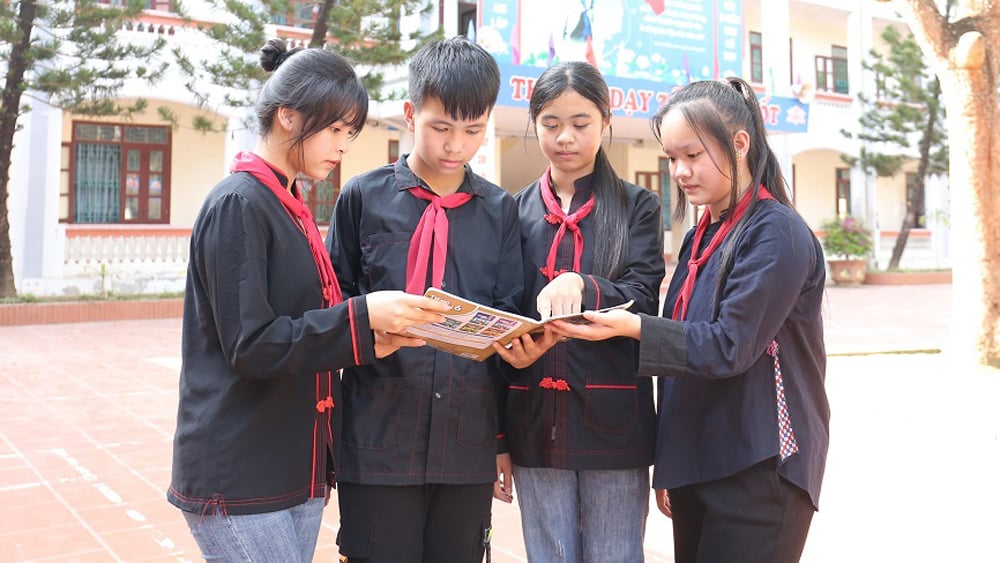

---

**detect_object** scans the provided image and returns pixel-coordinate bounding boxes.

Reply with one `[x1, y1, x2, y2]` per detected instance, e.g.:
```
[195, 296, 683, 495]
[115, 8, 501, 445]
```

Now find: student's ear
[403, 101, 416, 132]
[733, 129, 750, 161]
[277, 107, 296, 133]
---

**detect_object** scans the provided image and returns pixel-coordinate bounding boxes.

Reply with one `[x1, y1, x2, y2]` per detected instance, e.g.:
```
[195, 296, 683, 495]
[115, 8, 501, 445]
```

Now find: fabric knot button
[539, 377, 570, 391]
[315, 396, 335, 412]
[766, 340, 780, 357]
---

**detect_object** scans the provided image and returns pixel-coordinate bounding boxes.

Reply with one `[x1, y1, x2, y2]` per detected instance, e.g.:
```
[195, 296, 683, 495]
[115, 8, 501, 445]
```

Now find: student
[167, 39, 449, 563]
[551, 77, 830, 563]
[325, 36, 522, 563]
[492, 61, 664, 563]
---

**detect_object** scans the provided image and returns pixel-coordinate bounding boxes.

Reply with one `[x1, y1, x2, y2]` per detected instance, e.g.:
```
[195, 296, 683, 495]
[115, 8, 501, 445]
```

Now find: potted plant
[820, 215, 873, 285]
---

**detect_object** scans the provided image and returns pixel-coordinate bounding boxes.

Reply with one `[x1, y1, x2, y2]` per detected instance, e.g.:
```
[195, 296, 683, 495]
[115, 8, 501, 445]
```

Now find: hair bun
[260, 38, 289, 72]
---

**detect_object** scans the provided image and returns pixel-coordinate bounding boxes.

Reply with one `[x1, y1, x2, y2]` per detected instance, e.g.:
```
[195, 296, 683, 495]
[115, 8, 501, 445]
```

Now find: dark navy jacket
[326, 156, 523, 486]
[168, 170, 375, 516]
[638, 199, 829, 508]
[505, 176, 663, 470]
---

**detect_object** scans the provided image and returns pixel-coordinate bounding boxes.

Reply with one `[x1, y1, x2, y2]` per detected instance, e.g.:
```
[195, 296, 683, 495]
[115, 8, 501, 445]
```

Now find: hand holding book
[404, 288, 632, 361]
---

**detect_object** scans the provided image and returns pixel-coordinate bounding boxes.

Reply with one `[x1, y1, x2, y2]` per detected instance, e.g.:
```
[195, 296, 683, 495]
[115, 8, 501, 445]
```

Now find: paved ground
[2, 282, 999, 562]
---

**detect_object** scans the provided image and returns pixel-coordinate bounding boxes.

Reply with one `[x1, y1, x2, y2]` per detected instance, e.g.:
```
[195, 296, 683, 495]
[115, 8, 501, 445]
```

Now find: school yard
[1, 282, 999, 562]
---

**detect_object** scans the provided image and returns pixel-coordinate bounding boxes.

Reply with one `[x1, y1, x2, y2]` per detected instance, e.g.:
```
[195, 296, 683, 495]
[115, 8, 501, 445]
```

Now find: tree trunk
[0, 0, 38, 299]
[310, 0, 333, 48]
[888, 76, 942, 271]
[887, 214, 913, 270]
[899, 1, 1000, 366]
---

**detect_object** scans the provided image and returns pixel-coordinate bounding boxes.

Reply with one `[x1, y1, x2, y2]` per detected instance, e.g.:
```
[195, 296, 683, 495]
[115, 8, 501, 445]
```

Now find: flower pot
[827, 259, 868, 286]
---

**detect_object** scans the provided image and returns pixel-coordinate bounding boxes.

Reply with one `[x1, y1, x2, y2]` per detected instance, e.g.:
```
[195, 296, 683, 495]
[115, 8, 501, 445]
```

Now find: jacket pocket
[583, 384, 638, 434]
[361, 232, 411, 290]
[457, 374, 495, 449]
[342, 379, 402, 451]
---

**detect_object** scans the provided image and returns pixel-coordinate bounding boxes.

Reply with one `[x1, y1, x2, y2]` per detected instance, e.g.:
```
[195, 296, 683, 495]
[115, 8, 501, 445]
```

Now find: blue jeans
[514, 465, 650, 563]
[181, 497, 325, 562]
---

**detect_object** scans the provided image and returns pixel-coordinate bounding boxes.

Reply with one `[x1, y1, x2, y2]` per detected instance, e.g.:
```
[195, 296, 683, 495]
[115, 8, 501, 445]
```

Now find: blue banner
[477, 0, 742, 87]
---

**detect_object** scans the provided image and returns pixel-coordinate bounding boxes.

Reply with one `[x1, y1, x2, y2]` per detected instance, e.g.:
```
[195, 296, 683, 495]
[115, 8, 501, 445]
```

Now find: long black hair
[528, 62, 630, 280]
[256, 39, 368, 158]
[650, 77, 794, 301]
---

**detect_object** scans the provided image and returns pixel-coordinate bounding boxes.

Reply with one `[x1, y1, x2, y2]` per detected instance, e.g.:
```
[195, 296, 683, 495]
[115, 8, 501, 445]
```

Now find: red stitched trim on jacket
[508, 385, 530, 391]
[348, 297, 361, 366]
[584, 384, 637, 390]
[168, 486, 311, 507]
[586, 274, 600, 310]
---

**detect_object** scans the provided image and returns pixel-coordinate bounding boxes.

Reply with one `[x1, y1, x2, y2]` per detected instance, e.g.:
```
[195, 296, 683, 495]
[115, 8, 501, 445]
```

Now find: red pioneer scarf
[672, 185, 774, 320]
[405, 187, 473, 294]
[230, 151, 343, 307]
[538, 169, 596, 280]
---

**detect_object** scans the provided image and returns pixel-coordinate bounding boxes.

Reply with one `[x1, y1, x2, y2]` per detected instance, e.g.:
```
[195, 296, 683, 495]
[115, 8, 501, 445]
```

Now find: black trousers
[669, 458, 815, 563]
[336, 482, 493, 563]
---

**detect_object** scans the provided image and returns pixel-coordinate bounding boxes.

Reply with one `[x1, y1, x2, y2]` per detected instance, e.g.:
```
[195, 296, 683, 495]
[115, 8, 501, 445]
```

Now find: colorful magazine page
[405, 288, 632, 361]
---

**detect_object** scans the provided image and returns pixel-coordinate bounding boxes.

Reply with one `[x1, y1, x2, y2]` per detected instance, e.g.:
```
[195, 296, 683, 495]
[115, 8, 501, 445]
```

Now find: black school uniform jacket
[326, 156, 523, 486]
[505, 176, 664, 470]
[639, 199, 829, 509]
[168, 170, 376, 516]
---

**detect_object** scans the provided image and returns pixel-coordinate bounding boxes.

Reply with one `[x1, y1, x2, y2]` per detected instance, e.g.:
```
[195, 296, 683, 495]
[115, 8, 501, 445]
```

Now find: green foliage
[821, 215, 873, 260]
[177, 0, 440, 120]
[1, 0, 168, 116]
[840, 25, 948, 177]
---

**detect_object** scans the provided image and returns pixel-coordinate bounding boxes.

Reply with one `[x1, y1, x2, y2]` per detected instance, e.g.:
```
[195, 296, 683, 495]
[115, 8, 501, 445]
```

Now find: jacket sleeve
[326, 178, 364, 299]
[581, 186, 665, 316]
[196, 191, 376, 379]
[490, 194, 524, 454]
[638, 209, 819, 379]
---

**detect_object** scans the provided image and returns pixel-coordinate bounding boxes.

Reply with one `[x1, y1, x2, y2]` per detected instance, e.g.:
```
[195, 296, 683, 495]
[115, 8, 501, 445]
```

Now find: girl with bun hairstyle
[167, 39, 449, 562]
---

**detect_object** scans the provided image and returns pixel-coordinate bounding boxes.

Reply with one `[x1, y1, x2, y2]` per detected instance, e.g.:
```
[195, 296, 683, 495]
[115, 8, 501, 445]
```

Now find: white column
[9, 95, 65, 290]
[471, 113, 499, 185]
[925, 173, 950, 268]
[224, 108, 258, 177]
[759, 0, 791, 96]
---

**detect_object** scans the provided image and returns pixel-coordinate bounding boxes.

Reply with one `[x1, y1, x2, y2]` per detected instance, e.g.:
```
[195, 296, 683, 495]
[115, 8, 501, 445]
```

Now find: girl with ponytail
[552, 77, 830, 563]
[495, 61, 664, 562]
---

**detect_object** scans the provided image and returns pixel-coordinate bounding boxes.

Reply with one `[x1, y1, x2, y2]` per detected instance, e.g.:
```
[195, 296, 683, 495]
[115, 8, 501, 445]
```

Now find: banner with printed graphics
[479, 0, 807, 132]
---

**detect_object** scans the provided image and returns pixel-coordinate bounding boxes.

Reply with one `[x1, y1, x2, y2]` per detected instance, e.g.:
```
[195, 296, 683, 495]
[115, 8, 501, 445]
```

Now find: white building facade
[6, 0, 949, 296]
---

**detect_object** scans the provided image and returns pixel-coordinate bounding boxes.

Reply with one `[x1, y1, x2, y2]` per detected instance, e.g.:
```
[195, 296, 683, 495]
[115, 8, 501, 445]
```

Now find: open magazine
[405, 288, 633, 361]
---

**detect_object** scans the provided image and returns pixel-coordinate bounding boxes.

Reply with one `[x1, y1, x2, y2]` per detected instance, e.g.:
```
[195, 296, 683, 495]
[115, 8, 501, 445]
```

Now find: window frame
[749, 31, 763, 84]
[67, 120, 172, 224]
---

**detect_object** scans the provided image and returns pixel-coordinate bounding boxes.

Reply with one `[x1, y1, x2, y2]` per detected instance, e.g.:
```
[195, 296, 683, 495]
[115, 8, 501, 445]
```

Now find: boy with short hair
[326, 36, 522, 563]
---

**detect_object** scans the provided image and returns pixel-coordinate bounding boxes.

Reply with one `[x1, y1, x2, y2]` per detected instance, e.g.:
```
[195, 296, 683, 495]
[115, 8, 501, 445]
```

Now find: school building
[7, 0, 950, 296]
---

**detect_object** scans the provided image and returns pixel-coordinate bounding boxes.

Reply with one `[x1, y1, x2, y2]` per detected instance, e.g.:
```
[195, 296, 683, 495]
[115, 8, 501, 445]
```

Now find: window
[459, 2, 477, 38]
[659, 156, 671, 229]
[388, 140, 400, 163]
[272, 1, 317, 27]
[835, 168, 851, 218]
[300, 168, 341, 225]
[749, 32, 763, 84]
[59, 144, 71, 222]
[905, 173, 926, 228]
[67, 122, 171, 224]
[816, 45, 849, 94]
[633, 157, 671, 230]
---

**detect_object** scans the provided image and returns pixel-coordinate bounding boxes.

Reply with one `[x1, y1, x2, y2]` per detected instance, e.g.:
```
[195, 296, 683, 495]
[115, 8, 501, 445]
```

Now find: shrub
[821, 215, 873, 259]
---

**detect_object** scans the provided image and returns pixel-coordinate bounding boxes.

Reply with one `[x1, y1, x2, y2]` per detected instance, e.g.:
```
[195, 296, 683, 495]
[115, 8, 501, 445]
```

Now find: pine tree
[0, 0, 168, 298]
[841, 24, 947, 271]
[173, 0, 439, 128]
